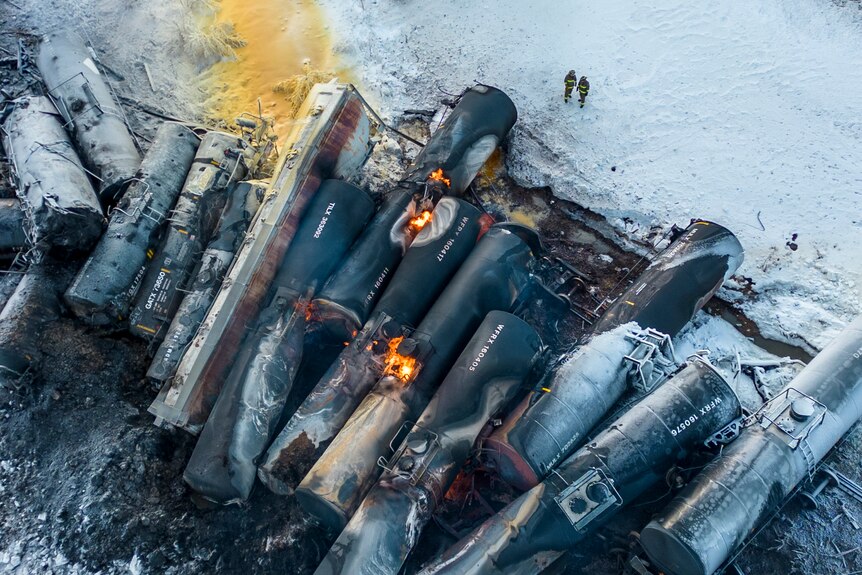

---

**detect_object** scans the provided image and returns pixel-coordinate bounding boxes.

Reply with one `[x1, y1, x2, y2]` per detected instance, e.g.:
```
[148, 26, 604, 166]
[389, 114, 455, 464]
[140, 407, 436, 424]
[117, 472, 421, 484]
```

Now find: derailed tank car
[2, 96, 103, 251]
[419, 359, 741, 575]
[128, 131, 248, 341]
[183, 180, 374, 504]
[64, 123, 199, 325]
[36, 31, 141, 203]
[295, 223, 540, 532]
[640, 316, 862, 575]
[403, 84, 517, 193]
[258, 197, 482, 495]
[311, 187, 433, 343]
[146, 181, 266, 382]
[148, 83, 373, 433]
[484, 221, 744, 490]
[315, 311, 542, 575]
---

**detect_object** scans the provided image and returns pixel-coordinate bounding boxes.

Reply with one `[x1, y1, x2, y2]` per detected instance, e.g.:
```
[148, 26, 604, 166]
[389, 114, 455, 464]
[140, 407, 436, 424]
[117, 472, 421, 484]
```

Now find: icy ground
[318, 0, 862, 352]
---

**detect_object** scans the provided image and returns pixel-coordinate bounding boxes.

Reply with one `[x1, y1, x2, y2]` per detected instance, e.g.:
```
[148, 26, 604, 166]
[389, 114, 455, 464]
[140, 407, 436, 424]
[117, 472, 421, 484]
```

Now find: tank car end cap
[294, 485, 349, 533]
[481, 436, 540, 492]
[640, 522, 708, 575]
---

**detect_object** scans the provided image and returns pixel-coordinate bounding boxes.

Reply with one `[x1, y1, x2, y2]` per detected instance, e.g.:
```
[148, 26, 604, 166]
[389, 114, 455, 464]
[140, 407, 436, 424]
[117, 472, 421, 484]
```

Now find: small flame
[382, 336, 416, 382]
[429, 168, 451, 187]
[409, 210, 433, 231]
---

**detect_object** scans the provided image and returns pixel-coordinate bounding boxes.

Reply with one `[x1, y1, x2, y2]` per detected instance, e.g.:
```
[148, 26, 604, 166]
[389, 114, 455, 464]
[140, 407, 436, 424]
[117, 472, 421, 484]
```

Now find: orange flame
[409, 210, 433, 232]
[429, 168, 451, 187]
[382, 336, 417, 382]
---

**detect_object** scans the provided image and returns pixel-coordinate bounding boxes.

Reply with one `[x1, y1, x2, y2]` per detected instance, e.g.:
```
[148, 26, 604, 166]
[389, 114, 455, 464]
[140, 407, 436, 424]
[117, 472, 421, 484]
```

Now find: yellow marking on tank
[625, 300, 636, 306]
[541, 387, 552, 393]
[178, 229, 189, 235]
[135, 324, 157, 334]
[160, 268, 171, 274]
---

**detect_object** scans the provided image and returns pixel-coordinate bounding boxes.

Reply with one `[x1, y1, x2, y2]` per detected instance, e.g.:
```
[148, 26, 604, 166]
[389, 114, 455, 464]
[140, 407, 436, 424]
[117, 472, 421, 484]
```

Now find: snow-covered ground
[318, 0, 862, 352]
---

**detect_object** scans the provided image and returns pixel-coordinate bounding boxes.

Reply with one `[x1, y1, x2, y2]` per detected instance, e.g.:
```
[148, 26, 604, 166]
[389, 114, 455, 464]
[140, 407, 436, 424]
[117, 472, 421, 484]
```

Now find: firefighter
[578, 76, 590, 108]
[564, 70, 576, 103]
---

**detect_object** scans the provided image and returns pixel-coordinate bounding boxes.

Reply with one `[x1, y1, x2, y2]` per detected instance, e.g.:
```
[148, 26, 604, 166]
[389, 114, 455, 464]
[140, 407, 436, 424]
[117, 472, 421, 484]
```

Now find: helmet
[568, 70, 575, 76]
[581, 76, 587, 81]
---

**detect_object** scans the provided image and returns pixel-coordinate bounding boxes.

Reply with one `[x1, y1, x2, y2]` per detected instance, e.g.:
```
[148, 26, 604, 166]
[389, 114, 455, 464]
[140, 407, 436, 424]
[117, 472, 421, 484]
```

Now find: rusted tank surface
[149, 83, 373, 433]
[182, 180, 374, 504]
[2, 96, 103, 251]
[36, 31, 141, 203]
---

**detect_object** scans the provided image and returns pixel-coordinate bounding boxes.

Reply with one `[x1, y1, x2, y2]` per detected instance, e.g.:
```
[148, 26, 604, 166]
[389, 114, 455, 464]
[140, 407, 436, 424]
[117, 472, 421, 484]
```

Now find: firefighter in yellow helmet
[564, 70, 576, 103]
[578, 76, 590, 108]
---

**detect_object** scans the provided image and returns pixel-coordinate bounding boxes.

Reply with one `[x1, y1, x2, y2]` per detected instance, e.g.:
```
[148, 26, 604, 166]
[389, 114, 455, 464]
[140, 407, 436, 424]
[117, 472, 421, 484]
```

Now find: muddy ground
[2, 3, 861, 575]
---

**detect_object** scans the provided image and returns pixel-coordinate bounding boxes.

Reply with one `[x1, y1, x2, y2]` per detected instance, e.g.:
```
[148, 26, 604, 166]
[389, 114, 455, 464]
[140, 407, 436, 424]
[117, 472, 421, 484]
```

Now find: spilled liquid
[201, 0, 348, 139]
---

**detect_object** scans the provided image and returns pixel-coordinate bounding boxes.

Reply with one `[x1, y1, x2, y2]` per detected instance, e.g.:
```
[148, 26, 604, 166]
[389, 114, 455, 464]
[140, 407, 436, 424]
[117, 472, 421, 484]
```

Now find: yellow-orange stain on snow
[202, 0, 347, 138]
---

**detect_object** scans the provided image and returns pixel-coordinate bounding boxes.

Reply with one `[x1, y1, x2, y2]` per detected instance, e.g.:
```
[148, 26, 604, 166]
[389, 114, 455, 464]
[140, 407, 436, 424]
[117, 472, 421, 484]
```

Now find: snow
[318, 0, 862, 351]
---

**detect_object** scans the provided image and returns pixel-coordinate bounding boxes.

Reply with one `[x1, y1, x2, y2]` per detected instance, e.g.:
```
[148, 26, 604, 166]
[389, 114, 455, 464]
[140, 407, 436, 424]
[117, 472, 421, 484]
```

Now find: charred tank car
[183, 180, 374, 504]
[640, 316, 862, 575]
[128, 131, 248, 341]
[419, 358, 741, 575]
[257, 197, 482, 495]
[64, 123, 199, 325]
[314, 311, 542, 575]
[484, 221, 744, 490]
[294, 223, 540, 532]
